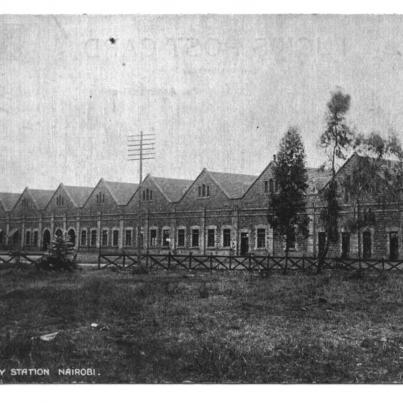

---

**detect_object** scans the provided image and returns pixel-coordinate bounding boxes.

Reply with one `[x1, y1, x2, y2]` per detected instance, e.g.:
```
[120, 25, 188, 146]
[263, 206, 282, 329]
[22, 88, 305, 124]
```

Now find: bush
[36, 236, 78, 272]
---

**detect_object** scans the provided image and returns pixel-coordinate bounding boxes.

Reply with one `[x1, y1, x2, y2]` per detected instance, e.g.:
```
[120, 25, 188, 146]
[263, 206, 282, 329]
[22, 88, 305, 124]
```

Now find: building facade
[0, 153, 402, 260]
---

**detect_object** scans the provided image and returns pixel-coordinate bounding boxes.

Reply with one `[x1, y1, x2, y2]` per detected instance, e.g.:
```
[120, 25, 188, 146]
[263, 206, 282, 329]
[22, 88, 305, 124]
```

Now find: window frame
[101, 228, 109, 247]
[191, 227, 200, 248]
[162, 227, 170, 248]
[177, 227, 186, 248]
[256, 227, 266, 249]
[206, 226, 216, 248]
[80, 229, 88, 247]
[90, 229, 97, 247]
[25, 229, 31, 246]
[124, 228, 133, 247]
[149, 227, 158, 248]
[112, 228, 119, 247]
[222, 227, 231, 248]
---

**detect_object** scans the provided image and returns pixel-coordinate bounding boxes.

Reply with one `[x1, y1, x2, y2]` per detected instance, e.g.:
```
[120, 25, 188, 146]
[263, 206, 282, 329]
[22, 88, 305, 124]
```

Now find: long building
[0, 153, 402, 260]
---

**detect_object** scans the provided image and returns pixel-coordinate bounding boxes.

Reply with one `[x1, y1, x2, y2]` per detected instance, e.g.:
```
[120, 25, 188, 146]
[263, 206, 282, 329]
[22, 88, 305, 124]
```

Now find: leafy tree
[268, 127, 309, 273]
[344, 132, 403, 268]
[318, 89, 354, 269]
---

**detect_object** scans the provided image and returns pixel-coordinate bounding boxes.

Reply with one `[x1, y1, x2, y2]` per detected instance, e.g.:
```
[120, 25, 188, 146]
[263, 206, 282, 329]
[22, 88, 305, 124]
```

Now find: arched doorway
[55, 229, 63, 239]
[67, 229, 76, 247]
[42, 229, 51, 250]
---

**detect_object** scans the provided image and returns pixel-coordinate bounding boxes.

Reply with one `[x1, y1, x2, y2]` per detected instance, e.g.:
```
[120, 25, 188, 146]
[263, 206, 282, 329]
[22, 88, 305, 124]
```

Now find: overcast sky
[1, 14, 403, 192]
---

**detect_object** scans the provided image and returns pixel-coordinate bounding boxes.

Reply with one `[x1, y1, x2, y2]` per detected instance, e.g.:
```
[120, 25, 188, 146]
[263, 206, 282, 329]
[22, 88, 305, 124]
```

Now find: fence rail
[0, 250, 46, 267]
[2, 248, 403, 274]
[97, 251, 403, 273]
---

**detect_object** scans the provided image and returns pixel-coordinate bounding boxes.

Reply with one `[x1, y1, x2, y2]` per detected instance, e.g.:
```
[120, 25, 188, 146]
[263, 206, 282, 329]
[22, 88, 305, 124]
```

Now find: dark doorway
[240, 232, 249, 256]
[318, 232, 326, 257]
[42, 229, 51, 250]
[341, 232, 350, 258]
[68, 229, 76, 247]
[55, 229, 63, 238]
[11, 230, 20, 248]
[389, 232, 399, 260]
[363, 231, 372, 259]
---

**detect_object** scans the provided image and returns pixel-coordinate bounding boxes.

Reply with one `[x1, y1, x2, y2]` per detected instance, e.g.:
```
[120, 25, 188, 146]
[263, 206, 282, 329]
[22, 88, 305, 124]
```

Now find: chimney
[273, 154, 276, 163]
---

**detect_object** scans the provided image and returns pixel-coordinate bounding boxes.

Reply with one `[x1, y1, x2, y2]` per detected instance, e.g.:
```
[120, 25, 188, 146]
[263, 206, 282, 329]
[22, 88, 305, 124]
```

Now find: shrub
[36, 235, 78, 272]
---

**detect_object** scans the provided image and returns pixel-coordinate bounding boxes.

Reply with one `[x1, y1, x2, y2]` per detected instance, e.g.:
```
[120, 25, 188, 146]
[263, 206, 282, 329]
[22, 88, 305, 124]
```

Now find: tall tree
[344, 132, 403, 269]
[268, 127, 309, 273]
[318, 89, 354, 269]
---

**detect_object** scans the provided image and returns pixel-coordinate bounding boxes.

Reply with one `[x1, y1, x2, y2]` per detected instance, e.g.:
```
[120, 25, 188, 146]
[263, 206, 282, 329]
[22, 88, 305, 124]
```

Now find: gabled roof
[64, 185, 94, 207]
[28, 189, 55, 210]
[0, 192, 21, 211]
[208, 170, 258, 199]
[306, 168, 332, 193]
[104, 181, 139, 205]
[151, 176, 193, 202]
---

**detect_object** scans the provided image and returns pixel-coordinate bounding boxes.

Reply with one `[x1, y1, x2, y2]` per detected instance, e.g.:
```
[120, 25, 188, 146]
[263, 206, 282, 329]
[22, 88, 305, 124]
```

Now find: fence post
[210, 253, 213, 272]
[248, 254, 252, 271]
[97, 248, 101, 270]
[266, 255, 270, 273]
[168, 252, 171, 270]
[122, 253, 126, 269]
[229, 253, 232, 271]
[382, 257, 385, 272]
[189, 252, 192, 270]
[145, 250, 149, 270]
[302, 256, 305, 272]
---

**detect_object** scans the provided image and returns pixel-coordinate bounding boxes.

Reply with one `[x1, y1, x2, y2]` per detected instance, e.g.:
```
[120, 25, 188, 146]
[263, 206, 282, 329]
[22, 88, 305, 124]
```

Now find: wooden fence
[0, 250, 46, 267]
[97, 251, 403, 273]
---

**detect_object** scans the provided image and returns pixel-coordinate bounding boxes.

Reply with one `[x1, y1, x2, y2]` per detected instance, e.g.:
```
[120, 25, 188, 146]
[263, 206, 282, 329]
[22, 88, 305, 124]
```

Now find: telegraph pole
[128, 131, 156, 271]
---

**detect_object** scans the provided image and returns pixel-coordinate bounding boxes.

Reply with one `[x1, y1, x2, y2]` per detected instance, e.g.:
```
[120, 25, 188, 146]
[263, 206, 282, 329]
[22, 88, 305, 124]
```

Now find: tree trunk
[317, 238, 329, 275]
[357, 200, 362, 272]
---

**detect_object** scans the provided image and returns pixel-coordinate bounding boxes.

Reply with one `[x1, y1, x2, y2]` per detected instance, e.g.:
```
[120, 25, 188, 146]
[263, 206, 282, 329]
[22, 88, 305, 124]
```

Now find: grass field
[1, 266, 403, 383]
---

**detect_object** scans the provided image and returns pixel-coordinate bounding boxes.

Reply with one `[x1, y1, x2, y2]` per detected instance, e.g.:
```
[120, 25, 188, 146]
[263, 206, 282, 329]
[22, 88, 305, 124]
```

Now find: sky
[1, 14, 403, 192]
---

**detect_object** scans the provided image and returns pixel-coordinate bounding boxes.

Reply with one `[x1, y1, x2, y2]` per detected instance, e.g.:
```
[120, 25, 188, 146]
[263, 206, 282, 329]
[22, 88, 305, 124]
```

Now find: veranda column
[119, 214, 124, 249]
[50, 214, 55, 239]
[201, 208, 206, 254]
[170, 209, 176, 252]
[231, 208, 239, 255]
[21, 217, 25, 249]
[75, 214, 80, 251]
[38, 215, 43, 250]
[63, 213, 67, 235]
[144, 209, 149, 251]
[96, 212, 101, 248]
[5, 216, 9, 246]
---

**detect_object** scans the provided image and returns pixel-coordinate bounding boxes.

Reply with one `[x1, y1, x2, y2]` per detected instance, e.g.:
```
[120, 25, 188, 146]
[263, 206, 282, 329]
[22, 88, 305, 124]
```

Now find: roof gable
[0, 192, 21, 211]
[104, 181, 138, 205]
[306, 168, 332, 193]
[208, 170, 257, 199]
[28, 189, 55, 210]
[151, 176, 193, 202]
[64, 185, 94, 207]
